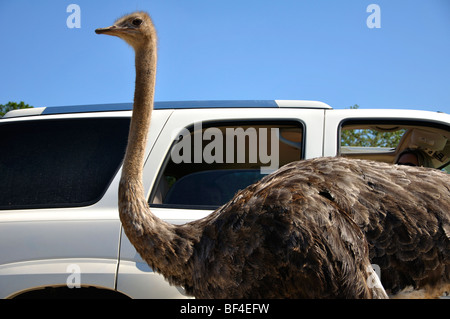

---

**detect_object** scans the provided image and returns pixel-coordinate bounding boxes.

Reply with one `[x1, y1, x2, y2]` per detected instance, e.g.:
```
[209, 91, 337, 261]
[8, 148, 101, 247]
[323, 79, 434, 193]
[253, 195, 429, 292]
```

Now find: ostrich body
[96, 12, 450, 298]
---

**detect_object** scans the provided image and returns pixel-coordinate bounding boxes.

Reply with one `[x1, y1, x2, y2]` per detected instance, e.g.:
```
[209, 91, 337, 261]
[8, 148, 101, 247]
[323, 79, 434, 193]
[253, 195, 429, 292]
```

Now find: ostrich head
[95, 11, 156, 49]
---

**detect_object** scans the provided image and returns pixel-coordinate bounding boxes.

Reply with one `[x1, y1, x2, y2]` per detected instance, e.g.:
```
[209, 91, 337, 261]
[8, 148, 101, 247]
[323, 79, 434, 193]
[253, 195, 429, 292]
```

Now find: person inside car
[395, 148, 432, 167]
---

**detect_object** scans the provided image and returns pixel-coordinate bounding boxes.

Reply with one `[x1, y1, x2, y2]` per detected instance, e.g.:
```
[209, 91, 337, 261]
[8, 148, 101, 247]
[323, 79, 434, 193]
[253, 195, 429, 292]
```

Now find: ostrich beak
[96, 25, 135, 36]
[95, 25, 119, 35]
[95, 25, 139, 38]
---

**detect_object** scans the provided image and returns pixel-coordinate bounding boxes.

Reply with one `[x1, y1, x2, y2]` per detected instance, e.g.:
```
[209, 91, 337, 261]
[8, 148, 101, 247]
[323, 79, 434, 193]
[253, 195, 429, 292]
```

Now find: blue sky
[1, 0, 449, 113]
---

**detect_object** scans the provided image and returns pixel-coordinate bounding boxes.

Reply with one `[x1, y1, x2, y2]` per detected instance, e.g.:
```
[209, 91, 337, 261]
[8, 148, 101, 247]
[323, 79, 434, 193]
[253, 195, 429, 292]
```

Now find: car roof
[2, 100, 332, 119]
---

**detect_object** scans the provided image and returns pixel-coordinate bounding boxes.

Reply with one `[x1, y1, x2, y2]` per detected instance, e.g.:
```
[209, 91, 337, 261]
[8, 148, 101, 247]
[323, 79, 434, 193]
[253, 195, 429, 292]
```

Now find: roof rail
[2, 100, 332, 119]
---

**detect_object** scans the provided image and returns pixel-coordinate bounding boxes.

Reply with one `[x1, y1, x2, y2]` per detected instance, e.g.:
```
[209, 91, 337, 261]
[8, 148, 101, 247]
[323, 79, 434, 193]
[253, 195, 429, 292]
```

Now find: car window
[150, 120, 304, 209]
[339, 120, 450, 170]
[0, 118, 130, 210]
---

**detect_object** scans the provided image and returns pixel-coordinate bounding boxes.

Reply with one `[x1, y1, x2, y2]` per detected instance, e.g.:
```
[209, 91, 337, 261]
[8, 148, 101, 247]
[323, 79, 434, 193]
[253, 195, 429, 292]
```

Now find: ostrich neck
[118, 42, 197, 285]
[121, 45, 156, 179]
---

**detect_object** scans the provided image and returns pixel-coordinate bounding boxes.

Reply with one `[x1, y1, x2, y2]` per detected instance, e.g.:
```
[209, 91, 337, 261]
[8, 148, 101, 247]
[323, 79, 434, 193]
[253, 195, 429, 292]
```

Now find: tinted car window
[0, 118, 130, 210]
[150, 121, 303, 209]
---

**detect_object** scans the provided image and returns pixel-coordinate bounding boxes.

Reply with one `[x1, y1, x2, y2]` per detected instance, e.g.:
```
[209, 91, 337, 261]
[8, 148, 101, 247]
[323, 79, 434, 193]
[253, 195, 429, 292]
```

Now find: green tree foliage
[341, 128, 405, 148]
[1, 101, 33, 117]
[341, 104, 404, 148]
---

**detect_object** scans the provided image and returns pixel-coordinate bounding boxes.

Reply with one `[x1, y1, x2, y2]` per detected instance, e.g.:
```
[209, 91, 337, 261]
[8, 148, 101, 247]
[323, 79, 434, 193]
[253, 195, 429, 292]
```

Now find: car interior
[340, 121, 450, 170]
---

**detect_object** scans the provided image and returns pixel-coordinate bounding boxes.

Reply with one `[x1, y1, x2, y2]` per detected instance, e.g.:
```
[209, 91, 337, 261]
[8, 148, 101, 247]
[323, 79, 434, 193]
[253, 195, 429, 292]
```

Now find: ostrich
[96, 12, 450, 298]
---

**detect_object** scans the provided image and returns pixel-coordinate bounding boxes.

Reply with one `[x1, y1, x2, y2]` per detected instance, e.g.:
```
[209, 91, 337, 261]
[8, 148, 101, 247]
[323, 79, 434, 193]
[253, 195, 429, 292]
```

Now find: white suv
[1, 100, 449, 298]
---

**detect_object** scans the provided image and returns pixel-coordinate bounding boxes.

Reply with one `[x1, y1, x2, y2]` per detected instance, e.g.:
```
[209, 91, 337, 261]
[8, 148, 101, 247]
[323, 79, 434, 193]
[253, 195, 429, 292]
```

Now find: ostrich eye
[132, 18, 143, 26]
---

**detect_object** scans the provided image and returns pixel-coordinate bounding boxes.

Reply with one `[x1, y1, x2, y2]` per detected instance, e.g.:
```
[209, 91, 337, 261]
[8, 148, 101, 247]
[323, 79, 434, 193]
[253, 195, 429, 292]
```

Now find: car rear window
[0, 118, 130, 210]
